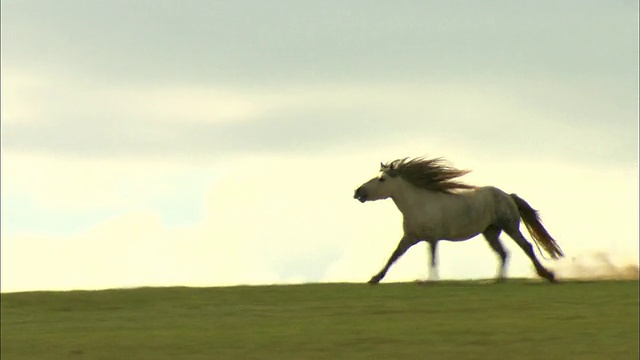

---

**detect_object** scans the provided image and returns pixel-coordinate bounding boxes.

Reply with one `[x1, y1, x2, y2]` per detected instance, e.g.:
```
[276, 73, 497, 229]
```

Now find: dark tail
[510, 194, 564, 259]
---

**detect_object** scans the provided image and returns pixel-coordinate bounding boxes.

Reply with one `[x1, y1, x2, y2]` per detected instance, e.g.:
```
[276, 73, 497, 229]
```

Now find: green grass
[2, 280, 638, 359]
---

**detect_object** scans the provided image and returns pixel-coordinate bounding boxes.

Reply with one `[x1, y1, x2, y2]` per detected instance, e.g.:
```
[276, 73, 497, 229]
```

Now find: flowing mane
[382, 157, 475, 194]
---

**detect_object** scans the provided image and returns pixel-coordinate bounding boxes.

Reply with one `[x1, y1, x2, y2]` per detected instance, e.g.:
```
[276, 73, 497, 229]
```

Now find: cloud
[1, 211, 286, 291]
[3, 2, 636, 164]
[1, 153, 219, 213]
[2, 74, 636, 168]
[2, 1, 637, 292]
[1, 153, 364, 291]
[3, 1, 636, 86]
[2, 149, 637, 292]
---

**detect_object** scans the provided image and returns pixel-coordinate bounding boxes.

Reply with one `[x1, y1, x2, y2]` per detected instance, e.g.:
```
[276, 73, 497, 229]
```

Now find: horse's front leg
[369, 235, 418, 285]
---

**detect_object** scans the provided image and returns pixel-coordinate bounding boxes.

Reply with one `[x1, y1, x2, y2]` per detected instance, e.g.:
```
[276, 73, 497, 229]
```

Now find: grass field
[2, 280, 638, 359]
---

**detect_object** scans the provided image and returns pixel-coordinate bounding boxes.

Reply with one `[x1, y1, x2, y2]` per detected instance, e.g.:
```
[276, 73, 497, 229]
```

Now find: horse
[353, 156, 564, 284]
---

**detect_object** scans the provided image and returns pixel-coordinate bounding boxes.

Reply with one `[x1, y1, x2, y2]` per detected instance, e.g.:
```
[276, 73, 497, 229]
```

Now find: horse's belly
[442, 231, 481, 242]
[407, 212, 492, 241]
[406, 221, 483, 241]
[443, 215, 492, 241]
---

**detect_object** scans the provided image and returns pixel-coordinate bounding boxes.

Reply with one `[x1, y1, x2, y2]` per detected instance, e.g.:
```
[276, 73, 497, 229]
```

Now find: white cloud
[0, 71, 49, 124]
[1, 211, 284, 291]
[2, 1, 636, 293]
[1, 152, 219, 212]
[2, 145, 637, 292]
[5, 72, 632, 165]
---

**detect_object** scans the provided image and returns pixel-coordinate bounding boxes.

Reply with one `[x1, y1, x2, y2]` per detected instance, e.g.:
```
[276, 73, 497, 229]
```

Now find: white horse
[353, 157, 563, 284]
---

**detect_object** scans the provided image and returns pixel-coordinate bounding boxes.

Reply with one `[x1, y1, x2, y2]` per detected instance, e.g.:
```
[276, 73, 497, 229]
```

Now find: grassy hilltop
[2, 280, 638, 360]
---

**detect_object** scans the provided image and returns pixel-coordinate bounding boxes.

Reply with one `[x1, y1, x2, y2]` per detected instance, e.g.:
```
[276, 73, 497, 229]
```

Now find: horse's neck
[390, 180, 443, 217]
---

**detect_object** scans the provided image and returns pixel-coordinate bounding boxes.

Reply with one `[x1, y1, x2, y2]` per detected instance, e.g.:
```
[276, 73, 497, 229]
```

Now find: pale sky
[2, 1, 638, 292]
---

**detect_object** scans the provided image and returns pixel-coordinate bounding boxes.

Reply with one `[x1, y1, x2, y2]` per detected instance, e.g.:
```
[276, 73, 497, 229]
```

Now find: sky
[1, 0, 638, 292]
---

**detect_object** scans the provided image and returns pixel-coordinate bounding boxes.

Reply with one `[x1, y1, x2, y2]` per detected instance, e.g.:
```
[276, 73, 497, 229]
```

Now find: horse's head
[353, 162, 400, 203]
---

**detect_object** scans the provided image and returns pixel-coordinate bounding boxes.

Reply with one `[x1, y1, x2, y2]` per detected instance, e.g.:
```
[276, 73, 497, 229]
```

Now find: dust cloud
[551, 252, 639, 281]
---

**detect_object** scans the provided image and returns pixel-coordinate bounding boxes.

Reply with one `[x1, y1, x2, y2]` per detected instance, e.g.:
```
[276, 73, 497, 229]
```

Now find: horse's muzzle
[353, 187, 367, 203]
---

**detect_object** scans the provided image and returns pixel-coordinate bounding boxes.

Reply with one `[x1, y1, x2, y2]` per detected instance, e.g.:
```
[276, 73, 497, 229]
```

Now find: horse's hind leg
[504, 225, 556, 283]
[427, 240, 439, 281]
[482, 226, 508, 282]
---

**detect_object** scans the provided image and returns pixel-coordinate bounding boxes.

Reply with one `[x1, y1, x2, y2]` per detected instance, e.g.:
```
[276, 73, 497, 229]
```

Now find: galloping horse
[353, 157, 563, 284]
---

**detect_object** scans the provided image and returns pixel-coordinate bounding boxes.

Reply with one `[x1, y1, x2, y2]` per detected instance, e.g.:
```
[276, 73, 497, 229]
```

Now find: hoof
[541, 270, 558, 284]
[368, 276, 381, 285]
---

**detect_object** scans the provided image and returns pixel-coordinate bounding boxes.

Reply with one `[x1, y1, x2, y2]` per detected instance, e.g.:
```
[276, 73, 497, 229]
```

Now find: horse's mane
[382, 157, 475, 194]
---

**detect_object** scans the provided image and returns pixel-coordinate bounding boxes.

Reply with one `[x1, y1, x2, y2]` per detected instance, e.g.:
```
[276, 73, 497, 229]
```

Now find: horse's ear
[380, 162, 385, 170]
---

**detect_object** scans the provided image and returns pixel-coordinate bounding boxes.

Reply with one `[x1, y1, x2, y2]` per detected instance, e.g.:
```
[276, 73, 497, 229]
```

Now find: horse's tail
[510, 194, 564, 259]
